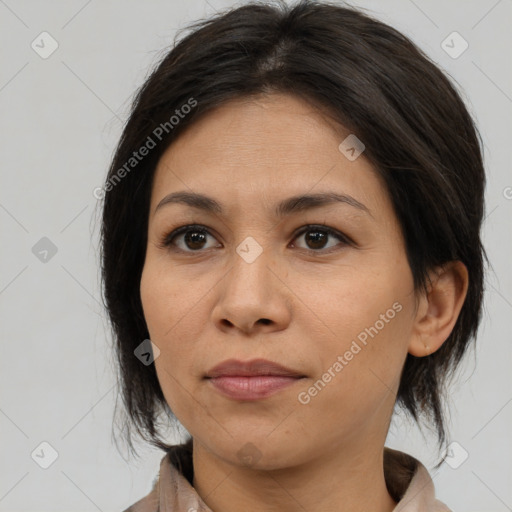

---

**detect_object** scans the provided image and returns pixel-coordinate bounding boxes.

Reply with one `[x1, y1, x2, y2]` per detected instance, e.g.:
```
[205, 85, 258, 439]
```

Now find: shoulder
[121, 439, 198, 512]
[384, 447, 451, 512]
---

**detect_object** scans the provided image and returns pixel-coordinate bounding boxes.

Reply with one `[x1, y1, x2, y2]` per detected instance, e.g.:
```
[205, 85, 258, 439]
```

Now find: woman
[99, 1, 487, 510]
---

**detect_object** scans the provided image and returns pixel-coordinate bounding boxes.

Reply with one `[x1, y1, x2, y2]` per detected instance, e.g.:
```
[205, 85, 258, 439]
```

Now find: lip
[207, 375, 304, 400]
[204, 358, 306, 401]
[205, 358, 305, 378]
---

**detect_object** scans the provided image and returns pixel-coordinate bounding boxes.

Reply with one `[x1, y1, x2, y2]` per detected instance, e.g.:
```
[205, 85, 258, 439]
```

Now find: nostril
[258, 318, 271, 325]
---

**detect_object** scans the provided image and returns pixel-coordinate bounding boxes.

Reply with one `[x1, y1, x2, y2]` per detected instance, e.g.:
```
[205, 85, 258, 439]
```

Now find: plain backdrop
[1, 0, 511, 511]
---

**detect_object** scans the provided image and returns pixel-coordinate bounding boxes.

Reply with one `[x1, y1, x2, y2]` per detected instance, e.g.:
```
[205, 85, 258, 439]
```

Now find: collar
[123, 442, 451, 512]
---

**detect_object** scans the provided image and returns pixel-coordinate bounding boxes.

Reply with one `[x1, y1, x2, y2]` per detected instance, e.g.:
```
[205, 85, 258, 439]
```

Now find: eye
[159, 223, 352, 254]
[291, 225, 351, 253]
[159, 224, 220, 252]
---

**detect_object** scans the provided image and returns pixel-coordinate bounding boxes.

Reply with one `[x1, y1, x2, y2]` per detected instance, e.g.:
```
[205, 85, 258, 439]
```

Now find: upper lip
[205, 358, 305, 378]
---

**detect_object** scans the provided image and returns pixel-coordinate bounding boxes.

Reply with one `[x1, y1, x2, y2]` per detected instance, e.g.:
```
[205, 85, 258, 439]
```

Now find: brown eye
[161, 225, 219, 252]
[292, 225, 350, 252]
[304, 229, 329, 250]
[182, 230, 209, 250]
[160, 223, 351, 255]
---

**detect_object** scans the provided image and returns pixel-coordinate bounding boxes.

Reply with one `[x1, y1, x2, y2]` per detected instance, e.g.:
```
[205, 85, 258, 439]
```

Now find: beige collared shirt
[123, 442, 451, 512]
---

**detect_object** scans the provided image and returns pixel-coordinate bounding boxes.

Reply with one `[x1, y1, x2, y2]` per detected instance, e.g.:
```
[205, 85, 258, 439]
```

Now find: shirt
[122, 440, 451, 512]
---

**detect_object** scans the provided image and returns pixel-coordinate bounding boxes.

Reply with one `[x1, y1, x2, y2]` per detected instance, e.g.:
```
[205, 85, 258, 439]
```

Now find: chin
[206, 433, 307, 471]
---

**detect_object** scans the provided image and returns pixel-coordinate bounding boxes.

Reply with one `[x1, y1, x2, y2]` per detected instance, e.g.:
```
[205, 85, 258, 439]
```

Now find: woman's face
[140, 92, 421, 468]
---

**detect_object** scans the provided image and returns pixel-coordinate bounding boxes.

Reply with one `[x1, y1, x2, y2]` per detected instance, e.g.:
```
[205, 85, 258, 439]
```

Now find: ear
[408, 261, 469, 357]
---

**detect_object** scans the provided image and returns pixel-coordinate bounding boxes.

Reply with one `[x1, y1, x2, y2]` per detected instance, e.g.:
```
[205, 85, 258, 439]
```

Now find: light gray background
[1, 0, 511, 511]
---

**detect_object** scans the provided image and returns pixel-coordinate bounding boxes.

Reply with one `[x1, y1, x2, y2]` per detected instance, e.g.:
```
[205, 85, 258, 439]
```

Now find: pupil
[306, 230, 326, 249]
[185, 231, 206, 249]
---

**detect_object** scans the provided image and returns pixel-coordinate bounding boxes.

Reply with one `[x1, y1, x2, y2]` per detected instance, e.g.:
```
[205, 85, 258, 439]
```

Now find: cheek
[140, 260, 202, 341]
[140, 262, 208, 414]
[307, 273, 412, 405]
[310, 274, 403, 349]
[296, 315, 410, 440]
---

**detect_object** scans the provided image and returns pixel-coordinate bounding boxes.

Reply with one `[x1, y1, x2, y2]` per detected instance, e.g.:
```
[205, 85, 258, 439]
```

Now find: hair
[99, 0, 487, 460]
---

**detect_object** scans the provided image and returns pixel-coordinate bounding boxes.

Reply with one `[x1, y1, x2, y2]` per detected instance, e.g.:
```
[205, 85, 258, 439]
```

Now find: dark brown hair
[99, 0, 487, 459]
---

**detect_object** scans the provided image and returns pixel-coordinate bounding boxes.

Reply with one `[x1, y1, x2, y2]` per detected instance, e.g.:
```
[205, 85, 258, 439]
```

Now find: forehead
[149, 93, 389, 219]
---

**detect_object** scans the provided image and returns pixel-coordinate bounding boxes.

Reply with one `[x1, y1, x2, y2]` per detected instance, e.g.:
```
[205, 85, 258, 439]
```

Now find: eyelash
[158, 223, 354, 255]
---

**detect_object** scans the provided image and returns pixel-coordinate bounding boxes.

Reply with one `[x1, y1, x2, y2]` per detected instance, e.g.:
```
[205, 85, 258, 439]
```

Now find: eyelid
[159, 223, 354, 253]
[157, 224, 215, 251]
[292, 223, 354, 246]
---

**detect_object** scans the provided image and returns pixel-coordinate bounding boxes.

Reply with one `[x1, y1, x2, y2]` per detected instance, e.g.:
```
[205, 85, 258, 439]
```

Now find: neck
[192, 438, 397, 512]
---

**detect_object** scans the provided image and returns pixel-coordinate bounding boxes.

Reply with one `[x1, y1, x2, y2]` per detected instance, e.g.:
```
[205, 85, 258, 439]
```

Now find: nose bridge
[229, 235, 274, 299]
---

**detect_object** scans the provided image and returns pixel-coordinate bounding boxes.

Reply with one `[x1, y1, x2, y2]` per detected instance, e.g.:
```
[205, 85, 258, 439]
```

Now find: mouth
[205, 357, 305, 378]
[206, 375, 306, 400]
[204, 358, 306, 401]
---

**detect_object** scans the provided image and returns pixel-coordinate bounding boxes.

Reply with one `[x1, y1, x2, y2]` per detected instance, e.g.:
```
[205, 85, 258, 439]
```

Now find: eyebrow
[154, 190, 372, 218]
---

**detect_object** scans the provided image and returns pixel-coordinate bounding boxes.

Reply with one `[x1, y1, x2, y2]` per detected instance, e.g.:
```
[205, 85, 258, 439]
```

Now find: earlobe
[408, 261, 469, 357]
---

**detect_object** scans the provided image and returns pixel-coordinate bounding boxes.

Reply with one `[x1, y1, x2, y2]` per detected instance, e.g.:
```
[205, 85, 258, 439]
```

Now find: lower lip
[207, 375, 304, 400]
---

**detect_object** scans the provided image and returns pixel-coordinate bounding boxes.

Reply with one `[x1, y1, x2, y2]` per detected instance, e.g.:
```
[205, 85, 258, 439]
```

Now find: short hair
[99, 0, 487, 457]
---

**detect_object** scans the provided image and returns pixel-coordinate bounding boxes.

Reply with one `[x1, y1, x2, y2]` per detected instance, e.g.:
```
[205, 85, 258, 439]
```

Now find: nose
[211, 245, 292, 335]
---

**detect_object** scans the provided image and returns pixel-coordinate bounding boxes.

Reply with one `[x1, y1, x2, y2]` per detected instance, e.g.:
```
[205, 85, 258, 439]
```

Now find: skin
[140, 92, 468, 512]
